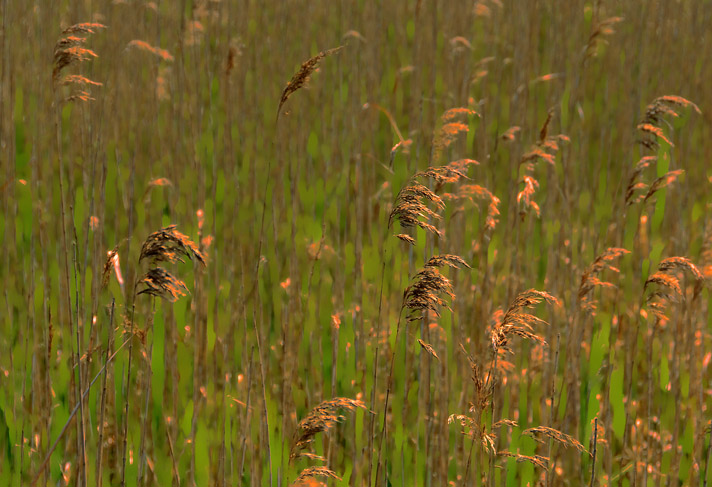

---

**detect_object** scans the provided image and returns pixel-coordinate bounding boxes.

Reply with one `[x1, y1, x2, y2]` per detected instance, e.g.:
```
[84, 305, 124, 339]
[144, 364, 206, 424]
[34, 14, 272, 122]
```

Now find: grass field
[1, 1, 712, 486]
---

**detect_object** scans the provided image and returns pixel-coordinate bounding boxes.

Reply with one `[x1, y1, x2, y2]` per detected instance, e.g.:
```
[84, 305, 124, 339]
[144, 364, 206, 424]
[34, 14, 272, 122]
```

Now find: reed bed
[1, 1, 711, 486]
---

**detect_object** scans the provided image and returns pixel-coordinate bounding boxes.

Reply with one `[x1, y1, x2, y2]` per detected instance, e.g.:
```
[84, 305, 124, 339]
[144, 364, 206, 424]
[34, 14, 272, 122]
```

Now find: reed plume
[497, 451, 550, 470]
[645, 256, 704, 316]
[431, 106, 479, 159]
[402, 255, 470, 323]
[637, 95, 700, 150]
[583, 16, 624, 61]
[137, 267, 189, 302]
[523, 426, 588, 454]
[52, 23, 105, 89]
[517, 110, 568, 220]
[126, 39, 174, 62]
[578, 248, 630, 315]
[491, 289, 559, 354]
[291, 466, 341, 485]
[276, 46, 344, 121]
[290, 397, 366, 461]
[139, 225, 206, 266]
[390, 162, 475, 243]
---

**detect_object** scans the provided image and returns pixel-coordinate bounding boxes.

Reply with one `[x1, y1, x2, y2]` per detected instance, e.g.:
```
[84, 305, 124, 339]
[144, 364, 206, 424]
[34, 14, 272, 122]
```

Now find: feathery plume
[137, 267, 189, 302]
[290, 398, 366, 461]
[291, 467, 341, 485]
[491, 290, 559, 354]
[523, 426, 588, 455]
[139, 225, 206, 266]
[578, 248, 629, 314]
[277, 46, 344, 121]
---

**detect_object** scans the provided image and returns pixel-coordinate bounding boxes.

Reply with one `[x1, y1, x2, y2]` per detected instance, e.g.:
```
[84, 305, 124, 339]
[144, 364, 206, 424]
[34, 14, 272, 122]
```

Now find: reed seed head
[139, 225, 206, 266]
[277, 46, 344, 121]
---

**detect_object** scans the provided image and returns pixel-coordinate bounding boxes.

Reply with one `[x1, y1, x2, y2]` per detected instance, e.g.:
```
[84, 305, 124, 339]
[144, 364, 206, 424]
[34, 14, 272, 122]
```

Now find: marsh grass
[1, 2, 712, 487]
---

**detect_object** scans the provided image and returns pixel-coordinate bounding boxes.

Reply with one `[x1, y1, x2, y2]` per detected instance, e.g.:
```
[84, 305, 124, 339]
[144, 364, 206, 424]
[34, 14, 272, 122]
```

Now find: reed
[2, 3, 711, 487]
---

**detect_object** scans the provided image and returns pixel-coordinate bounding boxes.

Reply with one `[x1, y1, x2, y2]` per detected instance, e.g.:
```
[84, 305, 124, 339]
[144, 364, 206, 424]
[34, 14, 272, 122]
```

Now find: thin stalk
[703, 420, 712, 487]
[219, 342, 227, 487]
[137, 303, 155, 486]
[589, 417, 598, 487]
[462, 423, 478, 487]
[375, 305, 405, 487]
[55, 85, 82, 487]
[251, 307, 272, 487]
[487, 348, 499, 485]
[245, 108, 278, 487]
[463, 344, 498, 487]
[239, 346, 255, 482]
[95, 299, 115, 487]
[121, 328, 134, 487]
[121, 281, 139, 487]
[546, 333, 561, 487]
[368, 241, 388, 487]
[73, 241, 88, 487]
[644, 321, 656, 487]
[165, 421, 180, 486]
[19, 295, 30, 487]
[31, 335, 132, 485]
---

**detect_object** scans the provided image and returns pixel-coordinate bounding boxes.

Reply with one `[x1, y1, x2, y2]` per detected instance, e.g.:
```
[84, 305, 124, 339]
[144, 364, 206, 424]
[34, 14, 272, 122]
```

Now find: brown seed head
[291, 467, 341, 485]
[290, 398, 366, 461]
[137, 267, 189, 302]
[139, 225, 206, 266]
[277, 46, 344, 121]
[523, 426, 588, 455]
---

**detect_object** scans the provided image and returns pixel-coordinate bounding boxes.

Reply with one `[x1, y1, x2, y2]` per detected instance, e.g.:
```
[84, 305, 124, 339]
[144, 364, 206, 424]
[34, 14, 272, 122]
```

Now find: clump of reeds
[116, 225, 206, 485]
[624, 155, 657, 205]
[276, 46, 344, 121]
[289, 398, 366, 486]
[376, 253, 470, 483]
[625, 157, 686, 207]
[448, 347, 501, 454]
[452, 289, 561, 482]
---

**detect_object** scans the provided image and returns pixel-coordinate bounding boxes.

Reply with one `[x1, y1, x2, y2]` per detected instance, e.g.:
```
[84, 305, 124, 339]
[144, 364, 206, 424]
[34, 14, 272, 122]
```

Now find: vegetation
[1, 1, 711, 486]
